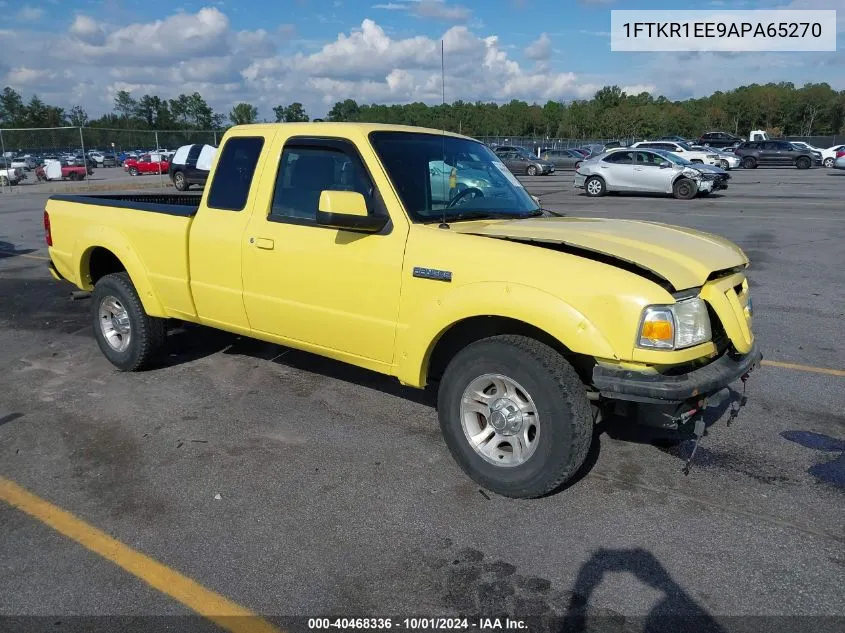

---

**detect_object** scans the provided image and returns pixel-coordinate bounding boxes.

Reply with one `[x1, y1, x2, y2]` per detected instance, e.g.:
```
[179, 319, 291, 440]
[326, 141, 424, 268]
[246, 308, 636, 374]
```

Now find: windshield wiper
[435, 210, 543, 223]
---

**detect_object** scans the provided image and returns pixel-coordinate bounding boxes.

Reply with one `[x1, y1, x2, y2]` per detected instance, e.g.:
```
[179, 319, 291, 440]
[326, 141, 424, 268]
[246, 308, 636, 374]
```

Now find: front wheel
[129, 167, 138, 176]
[91, 272, 167, 371]
[741, 156, 757, 169]
[0, 176, 9, 187]
[796, 156, 811, 170]
[673, 177, 698, 200]
[526, 165, 538, 176]
[437, 335, 592, 499]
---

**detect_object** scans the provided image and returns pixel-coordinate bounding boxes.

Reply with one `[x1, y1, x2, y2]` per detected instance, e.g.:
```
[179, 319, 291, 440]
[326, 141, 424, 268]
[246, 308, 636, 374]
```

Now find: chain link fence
[0, 126, 222, 192]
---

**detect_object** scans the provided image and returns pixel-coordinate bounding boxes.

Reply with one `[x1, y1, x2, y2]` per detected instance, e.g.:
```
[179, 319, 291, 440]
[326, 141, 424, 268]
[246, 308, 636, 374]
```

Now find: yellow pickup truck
[44, 123, 761, 498]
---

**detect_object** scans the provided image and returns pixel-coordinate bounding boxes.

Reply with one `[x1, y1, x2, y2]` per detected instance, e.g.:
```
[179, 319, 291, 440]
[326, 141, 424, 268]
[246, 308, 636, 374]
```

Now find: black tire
[796, 156, 811, 170]
[673, 177, 698, 200]
[91, 272, 167, 371]
[436, 335, 592, 499]
[129, 167, 138, 176]
[0, 176, 8, 187]
[824, 158, 835, 168]
[526, 165, 538, 176]
[68, 172, 81, 181]
[741, 156, 757, 169]
[720, 160, 730, 170]
[584, 175, 606, 197]
[173, 171, 189, 191]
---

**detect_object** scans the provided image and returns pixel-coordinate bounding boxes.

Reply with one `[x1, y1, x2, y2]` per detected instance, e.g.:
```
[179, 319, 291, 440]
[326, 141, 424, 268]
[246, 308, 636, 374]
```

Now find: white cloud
[17, 7, 44, 21]
[372, 0, 471, 22]
[524, 33, 551, 60]
[0, 6, 842, 121]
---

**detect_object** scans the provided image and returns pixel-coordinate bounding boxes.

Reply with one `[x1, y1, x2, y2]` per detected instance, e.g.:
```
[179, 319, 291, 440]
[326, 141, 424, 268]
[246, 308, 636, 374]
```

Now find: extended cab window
[270, 145, 374, 222]
[207, 136, 264, 211]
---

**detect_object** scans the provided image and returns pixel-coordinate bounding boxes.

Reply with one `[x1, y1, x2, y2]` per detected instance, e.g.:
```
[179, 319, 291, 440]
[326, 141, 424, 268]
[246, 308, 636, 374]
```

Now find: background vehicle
[124, 154, 170, 176]
[574, 148, 729, 199]
[539, 148, 585, 169]
[631, 141, 721, 166]
[734, 140, 819, 169]
[168, 143, 216, 190]
[821, 145, 845, 168]
[0, 158, 25, 185]
[658, 135, 692, 144]
[834, 150, 845, 170]
[10, 156, 35, 171]
[699, 131, 742, 148]
[688, 145, 741, 170]
[43, 122, 759, 499]
[36, 160, 92, 181]
[493, 147, 554, 175]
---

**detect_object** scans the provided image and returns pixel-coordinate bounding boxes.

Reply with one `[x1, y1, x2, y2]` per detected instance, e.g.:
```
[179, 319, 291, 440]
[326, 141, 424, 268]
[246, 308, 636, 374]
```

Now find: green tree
[326, 99, 360, 122]
[273, 102, 309, 122]
[68, 105, 89, 127]
[0, 87, 26, 125]
[113, 90, 137, 123]
[229, 102, 258, 125]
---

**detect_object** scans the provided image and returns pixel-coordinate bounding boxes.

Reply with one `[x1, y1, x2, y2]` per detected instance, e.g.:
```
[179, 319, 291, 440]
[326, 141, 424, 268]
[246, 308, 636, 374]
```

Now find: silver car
[689, 145, 741, 170]
[574, 148, 730, 199]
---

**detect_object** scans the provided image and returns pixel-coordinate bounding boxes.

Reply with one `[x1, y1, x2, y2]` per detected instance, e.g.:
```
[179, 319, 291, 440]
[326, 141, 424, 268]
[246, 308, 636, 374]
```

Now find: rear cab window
[207, 136, 265, 211]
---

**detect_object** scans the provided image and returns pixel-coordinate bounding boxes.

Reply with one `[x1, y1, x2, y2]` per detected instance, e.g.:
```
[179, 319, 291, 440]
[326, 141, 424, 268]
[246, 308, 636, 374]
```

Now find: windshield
[653, 149, 693, 166]
[369, 131, 541, 223]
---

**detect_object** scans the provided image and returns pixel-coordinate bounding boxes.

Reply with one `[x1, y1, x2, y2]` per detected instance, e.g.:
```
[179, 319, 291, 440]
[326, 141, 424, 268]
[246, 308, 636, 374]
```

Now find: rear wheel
[173, 171, 189, 191]
[68, 172, 81, 181]
[584, 176, 606, 197]
[526, 165, 538, 176]
[437, 335, 592, 498]
[741, 156, 757, 169]
[823, 157, 835, 168]
[796, 156, 811, 170]
[673, 177, 698, 200]
[91, 272, 167, 371]
[720, 159, 730, 170]
[0, 176, 9, 186]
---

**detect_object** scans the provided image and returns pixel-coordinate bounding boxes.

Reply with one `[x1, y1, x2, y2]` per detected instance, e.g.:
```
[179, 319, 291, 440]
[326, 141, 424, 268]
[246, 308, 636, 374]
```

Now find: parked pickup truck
[124, 153, 170, 176]
[44, 123, 761, 498]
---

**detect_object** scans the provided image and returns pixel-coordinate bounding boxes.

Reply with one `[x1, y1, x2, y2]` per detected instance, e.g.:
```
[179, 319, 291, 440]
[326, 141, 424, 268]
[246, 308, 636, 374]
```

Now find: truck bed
[49, 193, 201, 217]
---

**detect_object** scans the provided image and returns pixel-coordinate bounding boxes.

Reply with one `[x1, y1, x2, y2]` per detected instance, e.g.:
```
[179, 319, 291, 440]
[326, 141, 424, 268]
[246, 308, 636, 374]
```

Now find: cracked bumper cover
[592, 341, 762, 404]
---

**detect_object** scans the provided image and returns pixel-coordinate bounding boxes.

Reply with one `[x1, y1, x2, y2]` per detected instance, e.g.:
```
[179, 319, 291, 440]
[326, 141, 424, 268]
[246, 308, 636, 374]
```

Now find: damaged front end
[683, 166, 730, 193]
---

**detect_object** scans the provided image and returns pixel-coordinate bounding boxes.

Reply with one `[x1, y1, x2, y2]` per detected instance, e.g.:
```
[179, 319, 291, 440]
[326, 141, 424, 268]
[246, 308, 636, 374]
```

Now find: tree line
[2, 82, 843, 140]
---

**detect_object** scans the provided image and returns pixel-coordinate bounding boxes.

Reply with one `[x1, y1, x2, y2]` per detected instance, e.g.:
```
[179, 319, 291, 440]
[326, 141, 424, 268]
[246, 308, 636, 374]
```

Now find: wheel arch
[77, 236, 166, 316]
[394, 282, 617, 388]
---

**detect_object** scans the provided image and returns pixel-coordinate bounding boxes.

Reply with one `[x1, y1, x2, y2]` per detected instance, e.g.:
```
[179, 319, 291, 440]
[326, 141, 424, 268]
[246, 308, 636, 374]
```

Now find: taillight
[44, 210, 52, 246]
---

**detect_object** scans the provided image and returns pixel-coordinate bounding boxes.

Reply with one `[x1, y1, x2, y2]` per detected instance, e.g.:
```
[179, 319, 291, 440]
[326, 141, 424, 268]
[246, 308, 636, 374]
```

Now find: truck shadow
[161, 323, 437, 407]
[0, 241, 36, 259]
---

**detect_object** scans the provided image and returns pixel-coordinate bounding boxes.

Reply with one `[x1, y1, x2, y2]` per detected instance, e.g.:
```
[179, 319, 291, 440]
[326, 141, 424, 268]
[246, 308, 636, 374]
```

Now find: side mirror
[659, 161, 672, 168]
[531, 195, 541, 206]
[316, 190, 387, 233]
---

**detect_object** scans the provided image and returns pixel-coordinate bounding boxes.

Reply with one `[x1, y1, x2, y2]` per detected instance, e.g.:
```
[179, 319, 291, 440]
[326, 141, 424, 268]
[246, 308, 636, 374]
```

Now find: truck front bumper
[592, 341, 762, 404]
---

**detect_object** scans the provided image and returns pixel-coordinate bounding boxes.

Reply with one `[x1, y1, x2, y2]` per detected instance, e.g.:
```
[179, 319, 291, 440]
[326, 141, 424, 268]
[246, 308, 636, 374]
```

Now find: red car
[124, 154, 170, 176]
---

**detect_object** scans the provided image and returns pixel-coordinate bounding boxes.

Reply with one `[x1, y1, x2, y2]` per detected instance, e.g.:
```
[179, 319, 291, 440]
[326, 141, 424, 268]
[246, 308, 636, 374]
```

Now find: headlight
[637, 297, 712, 350]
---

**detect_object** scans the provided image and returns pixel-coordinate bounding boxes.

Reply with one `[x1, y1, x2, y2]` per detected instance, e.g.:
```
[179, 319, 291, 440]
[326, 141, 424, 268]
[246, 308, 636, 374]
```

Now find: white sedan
[630, 141, 722, 167]
[688, 145, 740, 170]
[821, 144, 845, 168]
[574, 148, 730, 199]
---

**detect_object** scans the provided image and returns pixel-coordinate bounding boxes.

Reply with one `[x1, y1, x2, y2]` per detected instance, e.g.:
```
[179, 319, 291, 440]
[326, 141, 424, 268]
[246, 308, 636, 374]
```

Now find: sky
[0, 0, 842, 120]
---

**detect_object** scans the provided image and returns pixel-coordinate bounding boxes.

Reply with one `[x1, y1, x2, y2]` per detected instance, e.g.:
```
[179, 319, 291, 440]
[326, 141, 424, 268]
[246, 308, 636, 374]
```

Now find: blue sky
[0, 0, 842, 119]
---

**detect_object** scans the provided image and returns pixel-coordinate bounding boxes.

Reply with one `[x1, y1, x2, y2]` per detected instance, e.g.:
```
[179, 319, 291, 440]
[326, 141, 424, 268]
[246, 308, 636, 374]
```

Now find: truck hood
[449, 216, 749, 291]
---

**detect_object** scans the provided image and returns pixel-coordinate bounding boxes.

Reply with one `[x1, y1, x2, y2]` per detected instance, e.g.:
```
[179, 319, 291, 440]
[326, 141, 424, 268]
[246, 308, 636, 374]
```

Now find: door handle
[253, 237, 274, 250]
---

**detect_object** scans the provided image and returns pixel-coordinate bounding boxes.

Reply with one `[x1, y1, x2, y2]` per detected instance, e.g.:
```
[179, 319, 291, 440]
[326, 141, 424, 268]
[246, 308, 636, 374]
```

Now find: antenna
[439, 39, 449, 229]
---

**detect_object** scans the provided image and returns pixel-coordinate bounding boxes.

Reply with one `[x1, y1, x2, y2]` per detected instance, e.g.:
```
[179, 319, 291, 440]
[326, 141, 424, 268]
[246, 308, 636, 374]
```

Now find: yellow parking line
[762, 359, 845, 377]
[0, 477, 283, 633]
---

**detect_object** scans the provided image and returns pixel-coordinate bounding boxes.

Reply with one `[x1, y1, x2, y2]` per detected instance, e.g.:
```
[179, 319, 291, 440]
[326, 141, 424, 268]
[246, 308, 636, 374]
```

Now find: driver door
[240, 136, 408, 366]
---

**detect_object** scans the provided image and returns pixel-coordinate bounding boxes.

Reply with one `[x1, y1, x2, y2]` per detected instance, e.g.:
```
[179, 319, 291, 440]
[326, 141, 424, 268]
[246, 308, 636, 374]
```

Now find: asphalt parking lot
[3, 164, 170, 194]
[1, 167, 843, 632]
